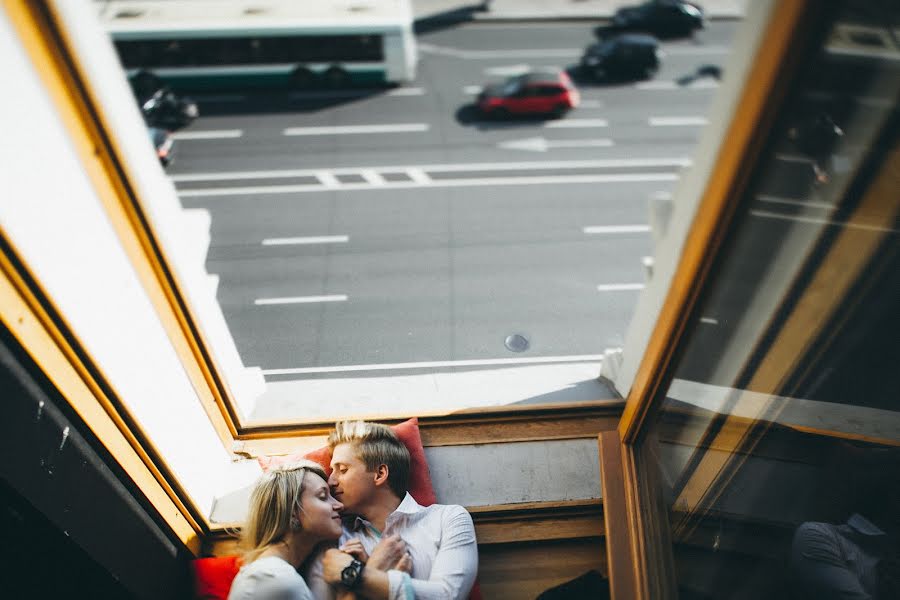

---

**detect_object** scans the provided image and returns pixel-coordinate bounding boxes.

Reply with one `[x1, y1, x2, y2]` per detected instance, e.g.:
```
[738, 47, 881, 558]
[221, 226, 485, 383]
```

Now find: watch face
[341, 559, 362, 588]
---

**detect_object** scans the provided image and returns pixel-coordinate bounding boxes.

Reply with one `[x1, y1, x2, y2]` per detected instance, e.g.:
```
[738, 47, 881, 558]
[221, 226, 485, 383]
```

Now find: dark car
[605, 0, 704, 37]
[581, 34, 660, 81]
[140, 87, 199, 130]
[148, 127, 175, 167]
[477, 68, 580, 118]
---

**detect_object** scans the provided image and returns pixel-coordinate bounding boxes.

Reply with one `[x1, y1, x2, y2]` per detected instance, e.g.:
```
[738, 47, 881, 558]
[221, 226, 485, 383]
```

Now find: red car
[477, 68, 580, 118]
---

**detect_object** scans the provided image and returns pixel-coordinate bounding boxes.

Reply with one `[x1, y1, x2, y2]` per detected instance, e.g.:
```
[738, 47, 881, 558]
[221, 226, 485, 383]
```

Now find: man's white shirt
[305, 493, 478, 600]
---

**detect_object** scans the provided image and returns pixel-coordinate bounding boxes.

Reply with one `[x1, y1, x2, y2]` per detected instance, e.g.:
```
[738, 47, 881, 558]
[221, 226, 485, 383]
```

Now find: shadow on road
[192, 87, 394, 118]
[455, 103, 564, 131]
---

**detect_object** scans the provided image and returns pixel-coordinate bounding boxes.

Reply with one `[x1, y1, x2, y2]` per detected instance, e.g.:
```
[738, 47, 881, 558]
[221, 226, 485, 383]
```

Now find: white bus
[97, 0, 417, 90]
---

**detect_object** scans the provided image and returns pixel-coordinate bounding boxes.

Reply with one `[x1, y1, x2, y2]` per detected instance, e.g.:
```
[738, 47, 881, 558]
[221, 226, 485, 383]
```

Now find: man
[305, 421, 478, 600]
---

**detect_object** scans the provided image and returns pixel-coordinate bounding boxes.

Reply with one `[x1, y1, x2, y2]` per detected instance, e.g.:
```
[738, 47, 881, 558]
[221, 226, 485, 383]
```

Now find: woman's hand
[339, 539, 369, 563]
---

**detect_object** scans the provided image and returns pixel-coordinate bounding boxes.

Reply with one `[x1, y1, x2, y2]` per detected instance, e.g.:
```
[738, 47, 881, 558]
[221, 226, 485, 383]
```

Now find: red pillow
[191, 555, 240, 600]
[257, 417, 437, 506]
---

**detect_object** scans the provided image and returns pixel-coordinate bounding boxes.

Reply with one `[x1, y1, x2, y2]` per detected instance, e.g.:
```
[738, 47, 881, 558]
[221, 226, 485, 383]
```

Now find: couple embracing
[228, 420, 478, 600]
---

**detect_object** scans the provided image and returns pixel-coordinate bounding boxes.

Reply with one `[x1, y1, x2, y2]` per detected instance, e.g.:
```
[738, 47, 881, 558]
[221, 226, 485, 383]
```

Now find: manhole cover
[504, 334, 530, 353]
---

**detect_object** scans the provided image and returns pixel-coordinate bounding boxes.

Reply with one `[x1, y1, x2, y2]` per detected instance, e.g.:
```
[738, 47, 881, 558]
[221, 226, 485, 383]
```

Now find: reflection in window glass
[641, 2, 900, 598]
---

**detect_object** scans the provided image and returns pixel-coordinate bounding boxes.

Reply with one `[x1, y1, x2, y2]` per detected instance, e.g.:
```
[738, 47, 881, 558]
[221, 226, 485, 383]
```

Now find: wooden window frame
[598, 1, 822, 598]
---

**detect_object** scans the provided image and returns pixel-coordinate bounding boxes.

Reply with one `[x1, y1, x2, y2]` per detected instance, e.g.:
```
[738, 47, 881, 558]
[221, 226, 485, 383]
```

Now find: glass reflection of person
[791, 447, 900, 600]
[228, 460, 344, 600]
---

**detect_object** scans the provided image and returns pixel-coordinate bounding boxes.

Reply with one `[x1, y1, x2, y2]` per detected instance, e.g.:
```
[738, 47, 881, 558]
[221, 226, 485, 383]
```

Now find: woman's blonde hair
[239, 459, 327, 565]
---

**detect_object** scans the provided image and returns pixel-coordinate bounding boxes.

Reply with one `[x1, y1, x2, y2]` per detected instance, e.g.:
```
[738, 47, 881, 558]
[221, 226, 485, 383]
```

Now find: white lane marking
[172, 129, 243, 140]
[750, 210, 899, 233]
[283, 123, 429, 136]
[499, 137, 613, 152]
[579, 99, 604, 108]
[406, 168, 431, 184]
[255, 295, 348, 305]
[262, 235, 349, 246]
[387, 87, 426, 96]
[652, 191, 673, 200]
[484, 63, 531, 76]
[316, 171, 340, 188]
[635, 80, 719, 90]
[179, 173, 680, 197]
[700, 317, 719, 325]
[262, 353, 605, 376]
[171, 157, 693, 182]
[597, 283, 645, 291]
[463, 85, 483, 95]
[584, 225, 650, 234]
[649, 116, 709, 126]
[545, 118, 609, 128]
[361, 170, 387, 186]
[756, 194, 833, 210]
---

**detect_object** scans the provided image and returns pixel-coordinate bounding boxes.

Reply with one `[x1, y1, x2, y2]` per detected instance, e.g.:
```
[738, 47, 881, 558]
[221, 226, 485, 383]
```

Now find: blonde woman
[229, 460, 344, 600]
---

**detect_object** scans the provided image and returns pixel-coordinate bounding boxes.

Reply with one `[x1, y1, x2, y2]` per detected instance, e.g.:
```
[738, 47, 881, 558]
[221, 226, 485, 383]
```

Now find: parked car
[581, 34, 660, 81]
[604, 0, 704, 37]
[477, 68, 580, 118]
[148, 127, 175, 167]
[140, 87, 199, 130]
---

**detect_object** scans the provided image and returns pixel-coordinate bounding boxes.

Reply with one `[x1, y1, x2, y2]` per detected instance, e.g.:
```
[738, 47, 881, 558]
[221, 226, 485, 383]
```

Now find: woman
[229, 460, 344, 600]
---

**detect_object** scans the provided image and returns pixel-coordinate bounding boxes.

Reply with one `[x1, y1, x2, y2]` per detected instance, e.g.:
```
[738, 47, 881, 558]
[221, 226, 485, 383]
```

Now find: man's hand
[322, 548, 355, 585]
[366, 534, 407, 571]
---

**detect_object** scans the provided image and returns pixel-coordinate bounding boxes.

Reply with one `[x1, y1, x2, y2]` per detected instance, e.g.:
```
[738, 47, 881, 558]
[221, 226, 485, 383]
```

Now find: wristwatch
[341, 558, 365, 589]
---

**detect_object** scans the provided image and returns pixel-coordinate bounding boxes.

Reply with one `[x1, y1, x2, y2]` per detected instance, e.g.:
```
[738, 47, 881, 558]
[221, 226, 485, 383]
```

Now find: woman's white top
[227, 556, 314, 600]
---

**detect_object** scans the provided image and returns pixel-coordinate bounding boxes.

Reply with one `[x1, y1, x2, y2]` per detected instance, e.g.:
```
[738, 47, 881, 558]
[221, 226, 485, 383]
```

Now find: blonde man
[305, 421, 478, 600]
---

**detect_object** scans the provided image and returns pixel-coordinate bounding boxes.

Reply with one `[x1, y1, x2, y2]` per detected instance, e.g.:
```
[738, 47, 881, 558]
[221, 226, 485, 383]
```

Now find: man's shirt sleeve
[390, 506, 478, 600]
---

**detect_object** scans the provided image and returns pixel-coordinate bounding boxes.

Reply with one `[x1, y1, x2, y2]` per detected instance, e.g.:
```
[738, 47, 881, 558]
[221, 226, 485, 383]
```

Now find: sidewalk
[413, 0, 746, 23]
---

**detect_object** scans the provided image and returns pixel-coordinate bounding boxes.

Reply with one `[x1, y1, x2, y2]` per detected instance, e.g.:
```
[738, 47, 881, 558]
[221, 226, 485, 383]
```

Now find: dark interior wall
[0, 326, 193, 599]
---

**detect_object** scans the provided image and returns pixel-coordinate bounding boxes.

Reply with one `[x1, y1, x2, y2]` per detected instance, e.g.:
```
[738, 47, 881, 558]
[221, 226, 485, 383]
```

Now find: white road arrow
[498, 137, 614, 152]
[484, 63, 532, 76]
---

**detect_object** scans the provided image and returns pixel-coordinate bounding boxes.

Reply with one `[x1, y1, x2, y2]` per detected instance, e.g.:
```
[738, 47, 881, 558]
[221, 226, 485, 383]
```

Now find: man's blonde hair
[328, 421, 410, 499]
[239, 459, 327, 564]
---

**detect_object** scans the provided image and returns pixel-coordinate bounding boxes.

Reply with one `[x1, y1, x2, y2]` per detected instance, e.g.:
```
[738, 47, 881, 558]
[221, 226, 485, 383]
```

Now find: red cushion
[257, 417, 437, 506]
[191, 555, 240, 600]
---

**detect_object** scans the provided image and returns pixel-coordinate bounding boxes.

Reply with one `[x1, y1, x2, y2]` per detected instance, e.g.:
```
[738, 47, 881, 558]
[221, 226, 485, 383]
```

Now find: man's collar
[340, 494, 422, 533]
[392, 492, 424, 516]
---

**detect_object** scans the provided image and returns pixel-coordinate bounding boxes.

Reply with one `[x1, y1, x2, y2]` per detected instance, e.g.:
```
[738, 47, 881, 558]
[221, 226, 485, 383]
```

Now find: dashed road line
[597, 283, 645, 291]
[283, 123, 429, 136]
[262, 235, 349, 246]
[583, 225, 650, 234]
[648, 116, 708, 126]
[172, 129, 243, 140]
[255, 295, 348, 305]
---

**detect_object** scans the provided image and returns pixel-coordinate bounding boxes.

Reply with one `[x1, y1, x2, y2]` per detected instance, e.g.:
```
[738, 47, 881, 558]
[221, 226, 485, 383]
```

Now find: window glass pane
[98, 1, 737, 425]
[641, 2, 900, 598]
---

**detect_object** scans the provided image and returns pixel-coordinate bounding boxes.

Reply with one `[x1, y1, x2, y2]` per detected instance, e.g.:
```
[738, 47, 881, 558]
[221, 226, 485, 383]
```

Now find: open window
[601, 1, 900, 597]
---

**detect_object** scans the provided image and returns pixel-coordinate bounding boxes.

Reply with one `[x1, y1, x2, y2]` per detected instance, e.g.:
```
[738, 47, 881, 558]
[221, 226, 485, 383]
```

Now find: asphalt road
[170, 21, 738, 395]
